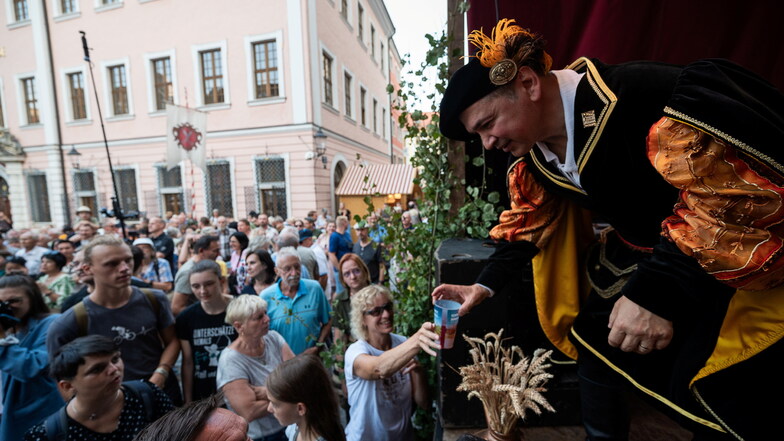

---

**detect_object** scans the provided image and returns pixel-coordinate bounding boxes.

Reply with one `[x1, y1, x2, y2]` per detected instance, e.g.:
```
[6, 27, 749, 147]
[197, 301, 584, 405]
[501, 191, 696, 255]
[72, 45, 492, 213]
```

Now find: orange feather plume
[468, 18, 529, 68]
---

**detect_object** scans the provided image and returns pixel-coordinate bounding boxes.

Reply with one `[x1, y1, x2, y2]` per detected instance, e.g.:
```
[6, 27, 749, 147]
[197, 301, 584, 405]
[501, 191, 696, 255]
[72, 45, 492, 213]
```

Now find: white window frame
[203, 158, 237, 218]
[320, 44, 338, 111]
[60, 66, 92, 124]
[94, 0, 122, 13]
[356, 1, 364, 46]
[0, 77, 7, 128]
[253, 154, 291, 219]
[71, 167, 99, 210]
[155, 163, 185, 216]
[5, 0, 30, 27]
[52, 0, 80, 20]
[342, 67, 355, 120]
[144, 49, 178, 115]
[339, 0, 351, 26]
[100, 58, 134, 120]
[14, 72, 40, 127]
[244, 31, 285, 106]
[192, 40, 230, 110]
[372, 96, 378, 133]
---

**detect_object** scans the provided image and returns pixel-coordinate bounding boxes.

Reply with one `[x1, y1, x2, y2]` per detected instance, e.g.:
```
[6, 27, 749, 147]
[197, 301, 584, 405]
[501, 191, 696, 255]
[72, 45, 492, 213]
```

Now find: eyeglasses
[277, 265, 300, 274]
[364, 302, 393, 316]
[342, 267, 362, 279]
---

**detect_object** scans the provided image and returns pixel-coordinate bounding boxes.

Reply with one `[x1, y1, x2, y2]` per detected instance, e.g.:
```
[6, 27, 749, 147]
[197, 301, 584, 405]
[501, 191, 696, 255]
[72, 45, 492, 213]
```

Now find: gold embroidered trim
[529, 151, 588, 195]
[570, 329, 726, 433]
[691, 386, 744, 440]
[663, 106, 784, 175]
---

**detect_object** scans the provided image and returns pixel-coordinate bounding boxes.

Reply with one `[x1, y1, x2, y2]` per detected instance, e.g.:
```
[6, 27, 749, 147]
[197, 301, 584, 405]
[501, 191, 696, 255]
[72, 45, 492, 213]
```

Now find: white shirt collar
[535, 69, 584, 188]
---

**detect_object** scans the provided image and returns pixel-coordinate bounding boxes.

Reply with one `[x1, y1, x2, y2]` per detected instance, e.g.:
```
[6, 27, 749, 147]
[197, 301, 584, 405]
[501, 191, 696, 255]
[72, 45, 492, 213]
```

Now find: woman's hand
[413, 322, 440, 357]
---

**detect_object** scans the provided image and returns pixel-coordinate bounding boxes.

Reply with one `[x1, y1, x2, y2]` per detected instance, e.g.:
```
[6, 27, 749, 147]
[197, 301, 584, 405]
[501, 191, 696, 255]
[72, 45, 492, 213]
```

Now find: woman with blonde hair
[344, 285, 439, 441]
[217, 295, 295, 441]
[266, 354, 346, 441]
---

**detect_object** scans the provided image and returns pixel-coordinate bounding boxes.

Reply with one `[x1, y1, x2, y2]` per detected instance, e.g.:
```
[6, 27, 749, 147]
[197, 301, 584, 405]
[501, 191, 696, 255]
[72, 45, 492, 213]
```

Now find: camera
[0, 300, 20, 330]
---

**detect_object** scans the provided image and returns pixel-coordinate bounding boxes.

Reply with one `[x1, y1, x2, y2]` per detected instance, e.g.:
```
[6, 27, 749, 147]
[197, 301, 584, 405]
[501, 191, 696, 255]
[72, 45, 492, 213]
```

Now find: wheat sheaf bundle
[456, 329, 556, 435]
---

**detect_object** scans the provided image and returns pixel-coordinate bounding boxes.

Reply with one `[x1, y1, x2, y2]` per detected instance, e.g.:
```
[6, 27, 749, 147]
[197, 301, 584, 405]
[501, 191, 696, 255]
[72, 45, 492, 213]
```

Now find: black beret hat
[439, 57, 499, 141]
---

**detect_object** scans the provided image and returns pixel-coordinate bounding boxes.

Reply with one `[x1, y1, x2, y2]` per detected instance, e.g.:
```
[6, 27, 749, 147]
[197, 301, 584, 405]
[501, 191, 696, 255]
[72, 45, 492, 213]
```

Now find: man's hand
[431, 283, 491, 317]
[607, 295, 673, 354]
[149, 371, 166, 389]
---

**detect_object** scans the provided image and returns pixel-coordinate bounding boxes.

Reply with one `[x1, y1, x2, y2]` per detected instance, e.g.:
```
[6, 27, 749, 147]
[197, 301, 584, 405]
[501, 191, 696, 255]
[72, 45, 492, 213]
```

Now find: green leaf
[472, 156, 485, 167]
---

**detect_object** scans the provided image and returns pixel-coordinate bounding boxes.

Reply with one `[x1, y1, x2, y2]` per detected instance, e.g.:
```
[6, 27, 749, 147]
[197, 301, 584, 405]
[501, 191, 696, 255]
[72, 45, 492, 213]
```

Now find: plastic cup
[434, 299, 461, 349]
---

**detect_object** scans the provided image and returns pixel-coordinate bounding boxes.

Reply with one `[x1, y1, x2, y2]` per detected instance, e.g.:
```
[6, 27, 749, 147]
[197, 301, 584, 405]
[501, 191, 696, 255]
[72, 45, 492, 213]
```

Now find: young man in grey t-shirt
[46, 235, 182, 404]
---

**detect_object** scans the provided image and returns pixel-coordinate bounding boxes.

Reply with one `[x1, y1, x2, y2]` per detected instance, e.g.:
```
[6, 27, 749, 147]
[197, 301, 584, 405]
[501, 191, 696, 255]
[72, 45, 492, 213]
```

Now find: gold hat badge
[468, 19, 551, 86]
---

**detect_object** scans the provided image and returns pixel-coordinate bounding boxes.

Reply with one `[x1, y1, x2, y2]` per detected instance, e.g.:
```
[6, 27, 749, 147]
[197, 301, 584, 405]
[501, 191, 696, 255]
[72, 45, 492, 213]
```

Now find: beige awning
[335, 163, 417, 195]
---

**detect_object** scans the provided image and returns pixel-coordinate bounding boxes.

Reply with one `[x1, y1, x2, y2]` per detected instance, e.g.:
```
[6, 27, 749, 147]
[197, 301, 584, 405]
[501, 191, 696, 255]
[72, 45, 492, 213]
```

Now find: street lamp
[67, 145, 82, 169]
[314, 128, 328, 169]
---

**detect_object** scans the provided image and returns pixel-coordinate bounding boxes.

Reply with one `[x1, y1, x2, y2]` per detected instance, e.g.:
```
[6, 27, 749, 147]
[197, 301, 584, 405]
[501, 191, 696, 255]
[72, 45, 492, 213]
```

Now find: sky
[383, 0, 448, 110]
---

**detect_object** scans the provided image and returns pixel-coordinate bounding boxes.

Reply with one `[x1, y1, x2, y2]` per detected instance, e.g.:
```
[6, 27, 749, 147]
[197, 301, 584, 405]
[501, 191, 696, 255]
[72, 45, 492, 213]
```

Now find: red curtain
[466, 0, 784, 90]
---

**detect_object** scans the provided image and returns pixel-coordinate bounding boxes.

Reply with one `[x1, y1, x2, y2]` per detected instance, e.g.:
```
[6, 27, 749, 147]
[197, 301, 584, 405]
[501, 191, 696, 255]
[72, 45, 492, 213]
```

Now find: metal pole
[80, 31, 127, 239]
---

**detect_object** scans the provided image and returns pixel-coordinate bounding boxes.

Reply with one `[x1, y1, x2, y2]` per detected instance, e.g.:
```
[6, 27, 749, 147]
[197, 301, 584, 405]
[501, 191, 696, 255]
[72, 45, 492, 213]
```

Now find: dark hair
[130, 245, 145, 273]
[5, 255, 27, 267]
[247, 249, 276, 284]
[189, 259, 222, 281]
[266, 355, 346, 441]
[0, 275, 50, 322]
[52, 239, 75, 250]
[50, 335, 118, 381]
[41, 250, 67, 270]
[199, 216, 210, 225]
[132, 392, 225, 441]
[230, 231, 249, 251]
[193, 235, 219, 254]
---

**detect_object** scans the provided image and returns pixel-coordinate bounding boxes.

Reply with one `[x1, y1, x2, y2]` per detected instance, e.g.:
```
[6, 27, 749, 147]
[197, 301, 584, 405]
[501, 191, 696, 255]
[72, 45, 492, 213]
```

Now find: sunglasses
[364, 302, 394, 317]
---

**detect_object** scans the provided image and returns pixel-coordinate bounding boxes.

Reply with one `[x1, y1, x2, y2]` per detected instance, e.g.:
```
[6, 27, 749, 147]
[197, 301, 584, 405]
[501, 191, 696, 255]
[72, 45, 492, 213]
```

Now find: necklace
[71, 390, 122, 421]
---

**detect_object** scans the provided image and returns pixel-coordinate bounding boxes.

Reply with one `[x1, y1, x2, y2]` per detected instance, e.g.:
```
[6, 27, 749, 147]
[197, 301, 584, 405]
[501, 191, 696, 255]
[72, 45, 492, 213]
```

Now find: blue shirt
[369, 225, 388, 244]
[260, 279, 331, 355]
[329, 231, 353, 260]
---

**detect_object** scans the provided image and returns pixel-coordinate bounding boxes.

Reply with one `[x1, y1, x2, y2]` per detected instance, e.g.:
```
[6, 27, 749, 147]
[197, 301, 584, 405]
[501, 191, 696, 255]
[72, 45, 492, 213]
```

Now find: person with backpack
[45, 235, 183, 405]
[24, 335, 173, 440]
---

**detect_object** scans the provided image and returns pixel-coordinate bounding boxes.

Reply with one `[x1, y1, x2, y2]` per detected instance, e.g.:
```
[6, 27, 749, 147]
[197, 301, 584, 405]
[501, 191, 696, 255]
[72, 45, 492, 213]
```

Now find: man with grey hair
[14, 230, 48, 274]
[276, 229, 317, 282]
[260, 247, 331, 355]
[148, 216, 176, 273]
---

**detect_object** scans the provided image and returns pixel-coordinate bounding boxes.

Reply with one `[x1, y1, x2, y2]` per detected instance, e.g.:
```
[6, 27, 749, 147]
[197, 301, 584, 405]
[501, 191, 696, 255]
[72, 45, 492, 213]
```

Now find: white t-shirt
[216, 331, 287, 439]
[344, 334, 413, 441]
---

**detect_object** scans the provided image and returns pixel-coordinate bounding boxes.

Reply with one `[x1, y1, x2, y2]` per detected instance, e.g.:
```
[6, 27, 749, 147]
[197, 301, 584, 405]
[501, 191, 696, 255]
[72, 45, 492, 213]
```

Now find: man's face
[401, 213, 412, 228]
[20, 233, 35, 250]
[148, 218, 164, 234]
[459, 75, 542, 158]
[275, 255, 301, 288]
[79, 224, 96, 239]
[193, 408, 251, 441]
[57, 242, 75, 259]
[258, 214, 269, 227]
[139, 244, 155, 259]
[78, 211, 91, 220]
[358, 227, 369, 240]
[84, 245, 133, 290]
[217, 217, 228, 229]
[200, 241, 221, 261]
[237, 221, 251, 234]
[300, 237, 313, 248]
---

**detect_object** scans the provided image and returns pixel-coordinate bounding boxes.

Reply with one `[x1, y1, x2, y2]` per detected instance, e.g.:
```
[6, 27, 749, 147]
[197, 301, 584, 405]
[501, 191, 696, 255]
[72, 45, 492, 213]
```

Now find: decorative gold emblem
[581, 110, 597, 128]
[489, 59, 518, 86]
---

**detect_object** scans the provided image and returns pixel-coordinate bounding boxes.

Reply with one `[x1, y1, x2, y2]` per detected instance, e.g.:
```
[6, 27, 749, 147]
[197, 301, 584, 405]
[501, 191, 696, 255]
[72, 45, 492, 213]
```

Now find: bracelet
[154, 367, 169, 379]
[159, 362, 173, 370]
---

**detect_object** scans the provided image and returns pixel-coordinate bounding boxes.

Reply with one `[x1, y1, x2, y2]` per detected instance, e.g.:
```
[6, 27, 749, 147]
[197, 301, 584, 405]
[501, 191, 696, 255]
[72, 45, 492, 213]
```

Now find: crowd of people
[0, 202, 432, 441]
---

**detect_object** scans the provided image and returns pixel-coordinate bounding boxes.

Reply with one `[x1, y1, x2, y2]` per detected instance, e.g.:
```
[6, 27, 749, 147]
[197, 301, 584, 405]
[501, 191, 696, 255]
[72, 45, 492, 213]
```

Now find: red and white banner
[166, 103, 207, 171]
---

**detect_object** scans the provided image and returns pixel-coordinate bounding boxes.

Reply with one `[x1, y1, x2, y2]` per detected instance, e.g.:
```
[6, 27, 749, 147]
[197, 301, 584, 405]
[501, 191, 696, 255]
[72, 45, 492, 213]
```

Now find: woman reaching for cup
[344, 284, 439, 441]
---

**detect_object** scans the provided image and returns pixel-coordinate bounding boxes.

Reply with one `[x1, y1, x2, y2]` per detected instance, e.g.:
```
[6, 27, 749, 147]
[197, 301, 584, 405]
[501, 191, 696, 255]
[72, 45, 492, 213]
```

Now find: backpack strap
[43, 405, 68, 441]
[123, 380, 156, 423]
[73, 300, 88, 337]
[139, 288, 161, 317]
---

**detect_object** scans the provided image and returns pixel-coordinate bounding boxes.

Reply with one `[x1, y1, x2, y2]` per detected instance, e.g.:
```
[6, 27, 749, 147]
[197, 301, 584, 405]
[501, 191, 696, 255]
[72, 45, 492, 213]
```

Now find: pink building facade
[0, 0, 405, 228]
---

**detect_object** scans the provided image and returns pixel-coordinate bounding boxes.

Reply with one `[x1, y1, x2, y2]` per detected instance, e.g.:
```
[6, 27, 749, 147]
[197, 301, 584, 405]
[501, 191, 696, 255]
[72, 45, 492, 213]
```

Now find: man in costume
[433, 19, 784, 441]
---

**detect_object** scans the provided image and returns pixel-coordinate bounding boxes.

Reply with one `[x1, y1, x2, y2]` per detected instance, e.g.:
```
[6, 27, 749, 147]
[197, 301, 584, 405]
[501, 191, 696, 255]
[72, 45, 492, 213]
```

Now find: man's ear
[517, 66, 542, 101]
[297, 402, 307, 416]
[81, 262, 93, 277]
